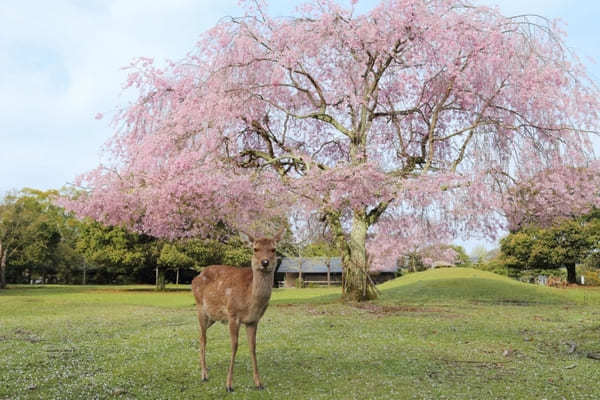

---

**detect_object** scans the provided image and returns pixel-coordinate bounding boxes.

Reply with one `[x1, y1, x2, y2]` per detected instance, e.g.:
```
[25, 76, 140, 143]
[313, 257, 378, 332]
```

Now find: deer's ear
[239, 230, 254, 246]
[273, 227, 285, 242]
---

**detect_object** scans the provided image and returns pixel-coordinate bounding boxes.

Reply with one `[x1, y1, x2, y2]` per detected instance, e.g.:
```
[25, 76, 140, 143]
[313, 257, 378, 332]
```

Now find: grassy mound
[378, 268, 600, 305]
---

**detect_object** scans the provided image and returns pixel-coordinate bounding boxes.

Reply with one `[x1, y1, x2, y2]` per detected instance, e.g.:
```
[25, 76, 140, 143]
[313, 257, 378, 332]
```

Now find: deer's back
[192, 265, 253, 322]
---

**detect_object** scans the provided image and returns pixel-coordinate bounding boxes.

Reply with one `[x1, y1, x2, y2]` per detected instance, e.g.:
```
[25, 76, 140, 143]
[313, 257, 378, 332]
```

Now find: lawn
[1, 269, 600, 399]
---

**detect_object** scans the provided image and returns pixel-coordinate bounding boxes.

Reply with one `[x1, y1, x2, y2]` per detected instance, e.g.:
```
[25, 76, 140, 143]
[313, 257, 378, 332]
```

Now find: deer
[191, 229, 283, 392]
[547, 276, 568, 289]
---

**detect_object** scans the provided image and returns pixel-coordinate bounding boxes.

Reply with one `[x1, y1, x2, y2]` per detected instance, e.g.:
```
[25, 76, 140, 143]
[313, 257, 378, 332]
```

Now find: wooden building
[276, 257, 342, 287]
[276, 257, 397, 288]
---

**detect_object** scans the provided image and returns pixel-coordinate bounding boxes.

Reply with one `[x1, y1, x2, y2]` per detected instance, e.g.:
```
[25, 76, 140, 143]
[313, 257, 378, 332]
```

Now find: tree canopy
[501, 213, 600, 283]
[0, 189, 81, 286]
[63, 0, 600, 300]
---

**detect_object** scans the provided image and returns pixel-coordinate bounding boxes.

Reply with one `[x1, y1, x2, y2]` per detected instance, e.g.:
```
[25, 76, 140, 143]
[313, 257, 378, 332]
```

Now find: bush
[473, 258, 509, 276]
[578, 264, 600, 286]
[582, 271, 600, 286]
[518, 268, 566, 283]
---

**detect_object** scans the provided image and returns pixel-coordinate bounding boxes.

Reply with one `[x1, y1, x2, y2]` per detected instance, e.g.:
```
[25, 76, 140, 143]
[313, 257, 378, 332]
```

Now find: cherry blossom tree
[63, 0, 600, 300]
[503, 160, 600, 232]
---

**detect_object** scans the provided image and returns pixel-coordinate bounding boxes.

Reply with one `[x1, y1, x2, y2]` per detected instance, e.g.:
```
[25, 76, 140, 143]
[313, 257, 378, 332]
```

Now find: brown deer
[547, 276, 568, 289]
[191, 229, 283, 392]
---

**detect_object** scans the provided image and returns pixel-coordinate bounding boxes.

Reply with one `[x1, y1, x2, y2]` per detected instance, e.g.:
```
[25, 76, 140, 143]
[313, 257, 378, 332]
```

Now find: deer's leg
[197, 313, 212, 381]
[246, 322, 263, 389]
[226, 318, 240, 392]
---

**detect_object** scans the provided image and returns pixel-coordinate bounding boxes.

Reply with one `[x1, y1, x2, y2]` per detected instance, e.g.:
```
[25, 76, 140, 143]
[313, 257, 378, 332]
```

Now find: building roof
[278, 257, 397, 274]
[278, 257, 343, 273]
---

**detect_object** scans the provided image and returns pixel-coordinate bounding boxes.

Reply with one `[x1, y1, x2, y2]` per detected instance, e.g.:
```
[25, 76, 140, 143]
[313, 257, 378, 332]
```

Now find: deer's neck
[250, 269, 274, 305]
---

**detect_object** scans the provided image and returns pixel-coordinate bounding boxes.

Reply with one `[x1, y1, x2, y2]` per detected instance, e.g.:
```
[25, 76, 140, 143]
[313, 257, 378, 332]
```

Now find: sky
[1, 0, 599, 252]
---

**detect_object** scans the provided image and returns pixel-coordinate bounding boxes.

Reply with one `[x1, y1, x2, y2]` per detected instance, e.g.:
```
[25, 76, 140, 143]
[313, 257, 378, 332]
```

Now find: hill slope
[378, 268, 600, 305]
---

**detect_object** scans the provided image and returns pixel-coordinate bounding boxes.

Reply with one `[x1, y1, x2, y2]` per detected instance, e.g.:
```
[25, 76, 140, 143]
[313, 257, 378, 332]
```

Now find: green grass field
[2, 268, 600, 399]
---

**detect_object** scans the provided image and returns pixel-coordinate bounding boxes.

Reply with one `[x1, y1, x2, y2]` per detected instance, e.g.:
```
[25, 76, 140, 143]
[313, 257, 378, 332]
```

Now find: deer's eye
[270, 248, 276, 253]
[254, 248, 259, 252]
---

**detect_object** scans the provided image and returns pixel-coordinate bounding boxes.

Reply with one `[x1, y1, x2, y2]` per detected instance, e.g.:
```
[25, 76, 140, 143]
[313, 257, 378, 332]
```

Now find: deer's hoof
[226, 386, 234, 393]
[256, 384, 264, 390]
[201, 377, 208, 382]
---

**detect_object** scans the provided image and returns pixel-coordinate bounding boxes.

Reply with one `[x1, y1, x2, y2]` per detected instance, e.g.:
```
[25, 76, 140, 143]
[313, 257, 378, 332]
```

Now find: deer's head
[241, 229, 284, 273]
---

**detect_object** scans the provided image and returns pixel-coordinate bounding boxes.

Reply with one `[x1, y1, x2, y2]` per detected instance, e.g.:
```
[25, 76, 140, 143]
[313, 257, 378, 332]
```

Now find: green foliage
[581, 270, 600, 286]
[76, 220, 155, 279]
[403, 251, 426, 272]
[0, 188, 85, 285]
[470, 245, 489, 263]
[181, 237, 251, 269]
[578, 264, 600, 286]
[220, 236, 252, 267]
[582, 250, 600, 270]
[222, 245, 252, 267]
[517, 268, 567, 283]
[449, 245, 470, 267]
[274, 228, 300, 258]
[0, 189, 259, 287]
[158, 243, 194, 270]
[501, 214, 600, 283]
[181, 238, 225, 268]
[473, 257, 509, 277]
[301, 240, 340, 257]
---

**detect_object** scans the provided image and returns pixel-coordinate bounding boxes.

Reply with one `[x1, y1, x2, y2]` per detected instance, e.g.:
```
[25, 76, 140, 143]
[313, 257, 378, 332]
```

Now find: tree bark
[0, 241, 7, 289]
[341, 212, 377, 301]
[156, 267, 166, 291]
[566, 265, 577, 284]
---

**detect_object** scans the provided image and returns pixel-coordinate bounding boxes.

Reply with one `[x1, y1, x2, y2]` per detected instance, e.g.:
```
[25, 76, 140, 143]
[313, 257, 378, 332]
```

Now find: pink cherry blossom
[62, 0, 600, 298]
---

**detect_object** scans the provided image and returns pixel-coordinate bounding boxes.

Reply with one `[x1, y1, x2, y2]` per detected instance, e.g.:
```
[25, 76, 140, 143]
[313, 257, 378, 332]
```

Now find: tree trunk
[566, 265, 577, 284]
[342, 212, 377, 301]
[0, 242, 7, 289]
[156, 267, 166, 291]
[176, 268, 180, 285]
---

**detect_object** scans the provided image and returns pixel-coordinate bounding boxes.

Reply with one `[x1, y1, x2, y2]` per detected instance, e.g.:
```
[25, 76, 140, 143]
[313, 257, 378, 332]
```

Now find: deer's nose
[261, 259, 270, 268]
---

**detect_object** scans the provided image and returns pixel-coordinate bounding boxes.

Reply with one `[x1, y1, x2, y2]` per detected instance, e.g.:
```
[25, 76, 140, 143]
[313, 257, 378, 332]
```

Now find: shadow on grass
[0, 285, 192, 297]
[270, 290, 341, 306]
[119, 288, 191, 293]
[0, 285, 94, 296]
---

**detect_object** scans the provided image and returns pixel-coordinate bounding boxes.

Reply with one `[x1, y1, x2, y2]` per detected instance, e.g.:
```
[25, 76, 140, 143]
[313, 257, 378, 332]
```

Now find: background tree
[470, 245, 490, 264]
[0, 189, 81, 287]
[403, 244, 460, 270]
[158, 243, 194, 286]
[449, 245, 470, 267]
[63, 0, 600, 301]
[301, 240, 341, 258]
[500, 215, 600, 283]
[76, 221, 158, 285]
[0, 194, 22, 288]
[503, 164, 600, 233]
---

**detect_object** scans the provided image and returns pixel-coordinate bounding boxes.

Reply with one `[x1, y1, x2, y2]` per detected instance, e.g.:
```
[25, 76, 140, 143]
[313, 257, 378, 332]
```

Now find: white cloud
[0, 0, 239, 193]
